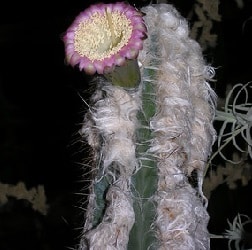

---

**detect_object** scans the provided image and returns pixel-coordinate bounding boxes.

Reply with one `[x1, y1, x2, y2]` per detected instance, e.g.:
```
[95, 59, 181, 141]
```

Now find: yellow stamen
[74, 10, 132, 61]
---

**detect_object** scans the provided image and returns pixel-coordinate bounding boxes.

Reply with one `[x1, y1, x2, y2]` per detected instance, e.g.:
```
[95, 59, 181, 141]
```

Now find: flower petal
[63, 2, 147, 75]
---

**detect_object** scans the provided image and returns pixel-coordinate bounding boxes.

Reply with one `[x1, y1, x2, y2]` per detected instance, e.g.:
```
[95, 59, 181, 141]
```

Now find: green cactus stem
[64, 2, 217, 250]
[128, 69, 158, 249]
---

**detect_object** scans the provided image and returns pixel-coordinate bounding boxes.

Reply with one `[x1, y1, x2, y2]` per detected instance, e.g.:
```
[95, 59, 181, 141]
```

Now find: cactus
[63, 2, 216, 249]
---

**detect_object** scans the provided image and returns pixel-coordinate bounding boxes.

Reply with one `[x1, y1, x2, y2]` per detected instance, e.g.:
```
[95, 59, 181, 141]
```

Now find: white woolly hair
[139, 4, 216, 250]
[78, 77, 141, 249]
[80, 78, 141, 178]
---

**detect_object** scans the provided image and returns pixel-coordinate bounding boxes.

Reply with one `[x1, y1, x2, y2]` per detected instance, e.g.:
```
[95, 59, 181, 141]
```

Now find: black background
[1, 0, 252, 249]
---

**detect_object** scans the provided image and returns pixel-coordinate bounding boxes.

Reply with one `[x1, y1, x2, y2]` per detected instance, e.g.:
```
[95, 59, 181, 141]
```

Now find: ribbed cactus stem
[79, 78, 141, 249]
[84, 179, 135, 250]
[76, 3, 216, 250]
[138, 4, 216, 249]
[128, 73, 157, 249]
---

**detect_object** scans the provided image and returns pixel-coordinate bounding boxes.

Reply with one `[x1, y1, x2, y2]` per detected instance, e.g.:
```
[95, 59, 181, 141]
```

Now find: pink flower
[63, 2, 147, 75]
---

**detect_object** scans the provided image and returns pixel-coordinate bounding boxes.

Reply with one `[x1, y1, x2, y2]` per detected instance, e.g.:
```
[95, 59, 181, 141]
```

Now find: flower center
[74, 9, 133, 61]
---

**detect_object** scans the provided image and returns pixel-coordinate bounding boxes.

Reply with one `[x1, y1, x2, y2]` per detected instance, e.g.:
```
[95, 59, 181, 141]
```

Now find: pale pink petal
[69, 52, 81, 66]
[63, 2, 146, 74]
[83, 64, 96, 75]
[94, 60, 105, 75]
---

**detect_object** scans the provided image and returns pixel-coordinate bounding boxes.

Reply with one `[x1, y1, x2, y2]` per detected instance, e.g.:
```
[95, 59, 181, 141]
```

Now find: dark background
[0, 0, 252, 249]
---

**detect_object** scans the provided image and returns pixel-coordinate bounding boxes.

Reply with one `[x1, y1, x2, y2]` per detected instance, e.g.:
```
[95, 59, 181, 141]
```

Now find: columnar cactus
[63, 2, 216, 250]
